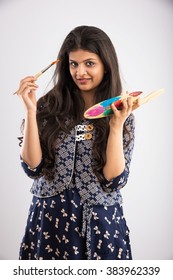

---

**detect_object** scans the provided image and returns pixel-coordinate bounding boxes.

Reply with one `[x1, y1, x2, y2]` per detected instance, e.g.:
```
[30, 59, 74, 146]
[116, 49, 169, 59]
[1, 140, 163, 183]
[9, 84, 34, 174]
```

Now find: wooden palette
[84, 89, 164, 119]
[84, 91, 142, 119]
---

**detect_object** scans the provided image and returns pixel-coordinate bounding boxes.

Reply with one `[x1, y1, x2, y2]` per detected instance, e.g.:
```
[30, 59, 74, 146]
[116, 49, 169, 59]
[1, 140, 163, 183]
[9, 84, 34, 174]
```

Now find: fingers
[132, 98, 141, 111]
[122, 96, 133, 111]
[110, 96, 141, 128]
[16, 76, 38, 96]
[111, 97, 133, 114]
[16, 76, 38, 112]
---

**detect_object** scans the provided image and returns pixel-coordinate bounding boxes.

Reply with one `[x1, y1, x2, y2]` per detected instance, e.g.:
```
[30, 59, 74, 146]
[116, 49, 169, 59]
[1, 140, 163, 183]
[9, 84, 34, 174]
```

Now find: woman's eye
[70, 61, 78, 68]
[86, 61, 95, 67]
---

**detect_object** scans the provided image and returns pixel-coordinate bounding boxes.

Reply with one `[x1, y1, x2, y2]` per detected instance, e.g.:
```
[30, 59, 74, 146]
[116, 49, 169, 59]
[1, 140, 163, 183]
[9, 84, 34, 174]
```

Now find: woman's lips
[77, 78, 91, 84]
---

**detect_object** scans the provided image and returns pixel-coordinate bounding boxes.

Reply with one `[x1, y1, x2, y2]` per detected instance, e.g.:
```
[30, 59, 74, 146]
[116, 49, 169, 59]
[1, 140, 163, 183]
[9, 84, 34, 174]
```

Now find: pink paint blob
[86, 105, 104, 117]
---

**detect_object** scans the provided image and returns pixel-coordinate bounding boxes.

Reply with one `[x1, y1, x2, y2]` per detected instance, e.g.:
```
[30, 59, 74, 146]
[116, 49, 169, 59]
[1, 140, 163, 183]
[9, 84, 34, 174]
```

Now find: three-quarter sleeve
[101, 113, 135, 192]
[20, 156, 44, 179]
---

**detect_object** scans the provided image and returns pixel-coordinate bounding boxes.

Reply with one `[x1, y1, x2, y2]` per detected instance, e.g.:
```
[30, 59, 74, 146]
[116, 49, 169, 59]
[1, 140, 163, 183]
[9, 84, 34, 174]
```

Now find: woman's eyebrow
[69, 58, 97, 62]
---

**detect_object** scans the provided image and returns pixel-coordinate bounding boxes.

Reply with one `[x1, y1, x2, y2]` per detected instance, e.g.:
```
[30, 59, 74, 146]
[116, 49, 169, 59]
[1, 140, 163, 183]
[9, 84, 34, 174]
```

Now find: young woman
[17, 25, 139, 260]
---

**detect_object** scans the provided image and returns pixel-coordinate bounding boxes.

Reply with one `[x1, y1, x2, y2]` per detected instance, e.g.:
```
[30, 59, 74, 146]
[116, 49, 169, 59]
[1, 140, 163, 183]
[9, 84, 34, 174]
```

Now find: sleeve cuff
[20, 156, 43, 179]
[101, 169, 129, 193]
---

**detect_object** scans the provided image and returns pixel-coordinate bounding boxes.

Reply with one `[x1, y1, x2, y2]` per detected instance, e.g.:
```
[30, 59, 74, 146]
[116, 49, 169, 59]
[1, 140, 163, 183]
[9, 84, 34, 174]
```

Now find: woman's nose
[76, 64, 87, 76]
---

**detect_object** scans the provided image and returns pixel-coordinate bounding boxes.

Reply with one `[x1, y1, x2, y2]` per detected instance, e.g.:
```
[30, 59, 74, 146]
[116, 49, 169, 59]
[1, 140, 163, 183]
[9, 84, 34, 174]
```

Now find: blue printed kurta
[19, 115, 135, 260]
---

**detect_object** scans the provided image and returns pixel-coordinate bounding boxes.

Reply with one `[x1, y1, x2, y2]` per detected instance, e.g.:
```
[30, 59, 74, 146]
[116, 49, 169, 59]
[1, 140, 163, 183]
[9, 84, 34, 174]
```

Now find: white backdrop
[0, 0, 172, 260]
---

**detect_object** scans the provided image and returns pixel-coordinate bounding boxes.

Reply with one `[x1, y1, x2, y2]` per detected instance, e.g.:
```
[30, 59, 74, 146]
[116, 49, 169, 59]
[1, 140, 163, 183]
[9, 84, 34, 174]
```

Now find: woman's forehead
[69, 49, 99, 61]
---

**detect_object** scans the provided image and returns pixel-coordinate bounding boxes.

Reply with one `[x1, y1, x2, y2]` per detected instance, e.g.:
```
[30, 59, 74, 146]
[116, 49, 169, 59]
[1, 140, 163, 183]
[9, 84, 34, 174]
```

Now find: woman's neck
[81, 91, 95, 111]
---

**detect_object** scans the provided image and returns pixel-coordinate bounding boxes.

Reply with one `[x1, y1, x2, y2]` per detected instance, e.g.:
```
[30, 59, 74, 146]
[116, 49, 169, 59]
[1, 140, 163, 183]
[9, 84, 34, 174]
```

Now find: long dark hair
[36, 25, 122, 180]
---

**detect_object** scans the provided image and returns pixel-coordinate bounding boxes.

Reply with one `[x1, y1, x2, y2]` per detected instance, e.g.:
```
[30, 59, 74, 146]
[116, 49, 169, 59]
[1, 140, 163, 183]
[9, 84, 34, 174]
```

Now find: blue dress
[19, 115, 135, 260]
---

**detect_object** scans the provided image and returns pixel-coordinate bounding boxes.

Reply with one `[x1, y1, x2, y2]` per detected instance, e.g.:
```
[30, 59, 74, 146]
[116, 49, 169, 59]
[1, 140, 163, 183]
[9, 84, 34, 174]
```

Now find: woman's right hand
[17, 76, 43, 168]
[16, 76, 39, 113]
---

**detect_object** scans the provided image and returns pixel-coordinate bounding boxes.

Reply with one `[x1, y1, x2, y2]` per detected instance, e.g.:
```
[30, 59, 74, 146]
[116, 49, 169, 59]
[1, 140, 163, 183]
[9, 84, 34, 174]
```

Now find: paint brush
[13, 59, 60, 95]
[34, 59, 60, 79]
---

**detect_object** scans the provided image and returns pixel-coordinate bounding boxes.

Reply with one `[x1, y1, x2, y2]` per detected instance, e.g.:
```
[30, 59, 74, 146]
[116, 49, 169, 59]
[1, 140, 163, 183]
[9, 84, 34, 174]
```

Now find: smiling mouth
[77, 78, 91, 83]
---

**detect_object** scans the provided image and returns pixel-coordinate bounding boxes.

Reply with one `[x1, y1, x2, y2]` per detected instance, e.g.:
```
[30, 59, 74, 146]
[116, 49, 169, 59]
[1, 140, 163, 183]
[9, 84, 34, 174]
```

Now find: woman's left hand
[109, 97, 140, 129]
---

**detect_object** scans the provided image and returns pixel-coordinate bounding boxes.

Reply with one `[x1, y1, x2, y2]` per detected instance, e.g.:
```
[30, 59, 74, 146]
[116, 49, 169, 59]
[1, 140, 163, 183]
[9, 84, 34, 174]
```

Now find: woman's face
[69, 49, 105, 95]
